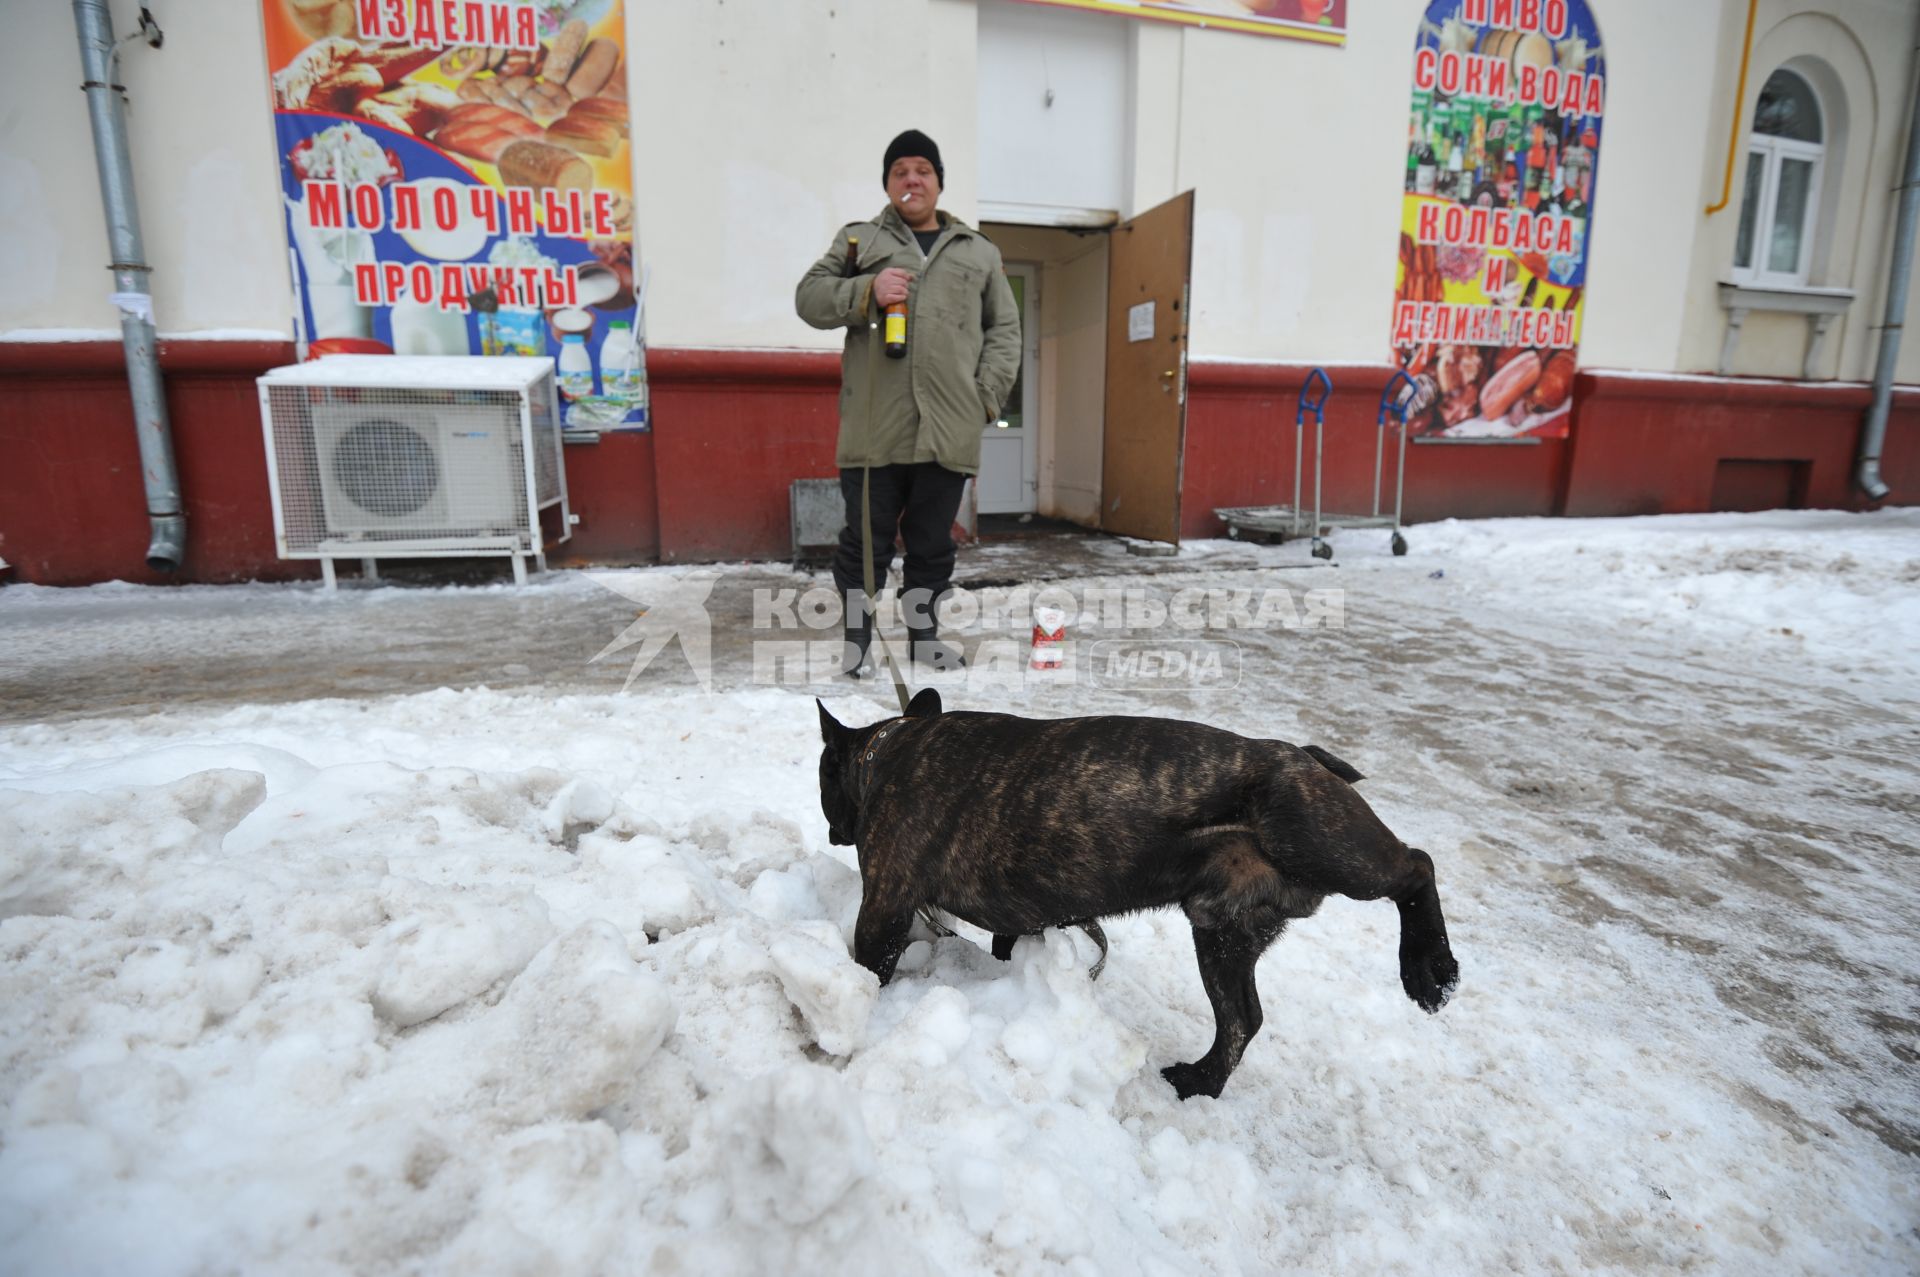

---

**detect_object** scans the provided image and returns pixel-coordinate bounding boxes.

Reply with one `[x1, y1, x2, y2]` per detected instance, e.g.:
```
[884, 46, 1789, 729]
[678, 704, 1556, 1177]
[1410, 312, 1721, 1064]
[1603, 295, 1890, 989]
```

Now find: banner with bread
[1390, 0, 1605, 441]
[265, 0, 647, 429]
[1009, 0, 1345, 46]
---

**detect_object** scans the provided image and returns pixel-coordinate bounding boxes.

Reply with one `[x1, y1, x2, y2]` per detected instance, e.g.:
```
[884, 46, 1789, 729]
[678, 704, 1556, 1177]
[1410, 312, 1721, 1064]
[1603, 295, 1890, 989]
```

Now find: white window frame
[1732, 74, 1825, 289]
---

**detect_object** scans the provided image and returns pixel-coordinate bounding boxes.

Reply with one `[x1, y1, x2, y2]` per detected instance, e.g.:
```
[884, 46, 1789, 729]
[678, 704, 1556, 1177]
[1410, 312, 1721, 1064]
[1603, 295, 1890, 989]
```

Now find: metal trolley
[1215, 368, 1411, 559]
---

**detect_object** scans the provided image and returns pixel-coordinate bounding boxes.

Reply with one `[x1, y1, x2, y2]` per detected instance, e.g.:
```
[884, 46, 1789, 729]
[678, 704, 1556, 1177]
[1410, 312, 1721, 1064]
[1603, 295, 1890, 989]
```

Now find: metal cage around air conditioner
[257, 356, 569, 586]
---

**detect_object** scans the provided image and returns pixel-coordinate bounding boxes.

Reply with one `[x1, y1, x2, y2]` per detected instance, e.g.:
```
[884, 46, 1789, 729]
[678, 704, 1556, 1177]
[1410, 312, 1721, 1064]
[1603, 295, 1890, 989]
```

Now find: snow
[2, 509, 1918, 1274]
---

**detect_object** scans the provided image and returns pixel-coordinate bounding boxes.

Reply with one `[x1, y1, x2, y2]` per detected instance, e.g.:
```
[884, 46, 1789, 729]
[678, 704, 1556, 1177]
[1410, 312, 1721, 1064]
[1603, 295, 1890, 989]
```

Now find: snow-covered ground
[2, 509, 1917, 1275]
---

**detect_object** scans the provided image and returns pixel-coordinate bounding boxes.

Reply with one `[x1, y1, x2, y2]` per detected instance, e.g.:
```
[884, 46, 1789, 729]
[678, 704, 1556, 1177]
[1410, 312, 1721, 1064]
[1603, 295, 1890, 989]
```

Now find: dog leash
[853, 238, 912, 716]
[860, 465, 912, 716]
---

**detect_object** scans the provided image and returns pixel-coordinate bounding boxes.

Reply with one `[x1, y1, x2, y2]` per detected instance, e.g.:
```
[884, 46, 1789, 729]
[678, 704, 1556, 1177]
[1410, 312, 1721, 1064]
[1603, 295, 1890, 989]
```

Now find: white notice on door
[1128, 300, 1155, 343]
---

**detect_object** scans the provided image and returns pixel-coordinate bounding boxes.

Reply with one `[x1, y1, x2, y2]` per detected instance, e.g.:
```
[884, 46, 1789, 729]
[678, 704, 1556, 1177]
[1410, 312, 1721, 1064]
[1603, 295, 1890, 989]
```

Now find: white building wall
[1678, 0, 1920, 384]
[3, 0, 1915, 383]
[628, 0, 985, 352]
[0, 0, 291, 338]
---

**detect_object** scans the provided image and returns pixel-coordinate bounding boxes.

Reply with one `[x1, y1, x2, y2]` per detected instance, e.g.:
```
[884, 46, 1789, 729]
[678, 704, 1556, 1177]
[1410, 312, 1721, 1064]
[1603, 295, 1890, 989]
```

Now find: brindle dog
[817, 689, 1459, 1099]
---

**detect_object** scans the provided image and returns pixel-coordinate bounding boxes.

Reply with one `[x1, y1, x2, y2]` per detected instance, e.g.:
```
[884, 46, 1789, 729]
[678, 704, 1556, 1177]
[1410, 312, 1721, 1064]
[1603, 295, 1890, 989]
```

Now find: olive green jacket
[795, 205, 1021, 476]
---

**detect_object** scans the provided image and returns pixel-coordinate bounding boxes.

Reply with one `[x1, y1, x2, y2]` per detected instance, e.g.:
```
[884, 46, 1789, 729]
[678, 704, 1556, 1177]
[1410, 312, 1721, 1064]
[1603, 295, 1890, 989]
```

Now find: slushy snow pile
[1, 510, 1917, 1275]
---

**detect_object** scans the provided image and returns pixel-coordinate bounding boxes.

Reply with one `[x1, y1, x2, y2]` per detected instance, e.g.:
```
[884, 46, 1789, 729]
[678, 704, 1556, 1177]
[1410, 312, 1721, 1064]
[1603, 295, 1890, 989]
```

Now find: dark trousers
[833, 462, 968, 631]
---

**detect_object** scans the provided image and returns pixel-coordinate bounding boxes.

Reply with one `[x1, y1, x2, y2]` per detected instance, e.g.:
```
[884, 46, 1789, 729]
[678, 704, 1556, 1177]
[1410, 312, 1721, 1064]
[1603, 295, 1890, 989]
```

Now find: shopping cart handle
[1296, 367, 1332, 426]
[1379, 369, 1415, 425]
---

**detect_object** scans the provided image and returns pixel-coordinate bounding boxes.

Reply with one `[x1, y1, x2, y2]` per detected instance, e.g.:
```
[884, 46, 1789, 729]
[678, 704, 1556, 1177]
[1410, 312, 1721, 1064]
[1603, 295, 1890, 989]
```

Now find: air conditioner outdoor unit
[257, 356, 570, 587]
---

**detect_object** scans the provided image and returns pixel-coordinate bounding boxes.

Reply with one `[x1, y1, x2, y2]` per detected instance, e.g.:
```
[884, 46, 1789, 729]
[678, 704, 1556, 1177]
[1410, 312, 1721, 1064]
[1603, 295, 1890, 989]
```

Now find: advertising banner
[1391, 0, 1604, 439]
[263, 0, 647, 429]
[1010, 1, 1345, 47]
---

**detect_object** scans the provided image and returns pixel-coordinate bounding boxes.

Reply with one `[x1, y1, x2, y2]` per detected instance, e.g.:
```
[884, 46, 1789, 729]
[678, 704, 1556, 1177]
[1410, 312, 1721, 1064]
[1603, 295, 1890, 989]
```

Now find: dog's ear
[1302, 744, 1365, 785]
[905, 688, 943, 718]
[816, 698, 846, 743]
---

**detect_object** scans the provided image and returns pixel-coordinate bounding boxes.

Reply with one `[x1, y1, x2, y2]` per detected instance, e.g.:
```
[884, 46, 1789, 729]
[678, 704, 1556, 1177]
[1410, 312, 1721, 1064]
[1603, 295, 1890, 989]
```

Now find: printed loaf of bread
[565, 96, 629, 134]
[497, 139, 593, 192]
[522, 80, 575, 125]
[463, 75, 528, 113]
[564, 38, 620, 99]
[543, 18, 591, 83]
[546, 112, 621, 157]
[498, 74, 538, 109]
[432, 104, 543, 163]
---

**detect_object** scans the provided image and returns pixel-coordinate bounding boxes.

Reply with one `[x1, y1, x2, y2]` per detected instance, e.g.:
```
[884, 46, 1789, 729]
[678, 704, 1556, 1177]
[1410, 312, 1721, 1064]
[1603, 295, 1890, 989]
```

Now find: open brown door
[1100, 190, 1194, 544]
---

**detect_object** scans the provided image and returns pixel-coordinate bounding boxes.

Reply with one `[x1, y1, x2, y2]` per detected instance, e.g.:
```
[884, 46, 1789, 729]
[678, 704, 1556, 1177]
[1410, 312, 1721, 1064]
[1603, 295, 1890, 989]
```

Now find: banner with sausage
[1390, 0, 1604, 439]
[263, 0, 647, 429]
[1009, 1, 1345, 47]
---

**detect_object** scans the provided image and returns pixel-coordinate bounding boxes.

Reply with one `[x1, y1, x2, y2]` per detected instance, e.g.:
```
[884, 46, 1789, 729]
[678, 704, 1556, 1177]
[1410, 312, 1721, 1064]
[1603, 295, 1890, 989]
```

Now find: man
[796, 129, 1021, 676]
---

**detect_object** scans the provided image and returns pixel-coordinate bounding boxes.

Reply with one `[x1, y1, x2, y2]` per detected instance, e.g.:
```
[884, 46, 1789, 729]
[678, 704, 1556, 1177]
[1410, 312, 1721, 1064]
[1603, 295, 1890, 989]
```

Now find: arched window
[1734, 69, 1824, 287]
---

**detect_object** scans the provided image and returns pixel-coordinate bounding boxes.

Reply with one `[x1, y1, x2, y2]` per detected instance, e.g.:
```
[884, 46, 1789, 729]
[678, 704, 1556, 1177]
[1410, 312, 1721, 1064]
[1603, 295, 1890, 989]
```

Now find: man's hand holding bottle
[872, 268, 914, 308]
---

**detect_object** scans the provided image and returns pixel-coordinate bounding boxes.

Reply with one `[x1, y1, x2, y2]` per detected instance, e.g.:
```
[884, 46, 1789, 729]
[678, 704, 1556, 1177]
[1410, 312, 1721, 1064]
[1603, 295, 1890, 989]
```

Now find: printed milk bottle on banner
[600, 320, 638, 399]
[557, 333, 593, 401]
[600, 318, 648, 422]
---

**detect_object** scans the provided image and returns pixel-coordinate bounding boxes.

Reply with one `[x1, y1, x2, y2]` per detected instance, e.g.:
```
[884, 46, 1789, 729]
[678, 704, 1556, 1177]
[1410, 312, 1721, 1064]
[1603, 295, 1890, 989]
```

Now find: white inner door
[977, 264, 1038, 515]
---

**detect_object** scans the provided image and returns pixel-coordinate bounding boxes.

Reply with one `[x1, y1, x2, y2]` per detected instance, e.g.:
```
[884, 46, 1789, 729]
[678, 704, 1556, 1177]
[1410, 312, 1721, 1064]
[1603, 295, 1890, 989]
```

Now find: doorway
[981, 192, 1193, 542]
[981, 224, 1109, 529]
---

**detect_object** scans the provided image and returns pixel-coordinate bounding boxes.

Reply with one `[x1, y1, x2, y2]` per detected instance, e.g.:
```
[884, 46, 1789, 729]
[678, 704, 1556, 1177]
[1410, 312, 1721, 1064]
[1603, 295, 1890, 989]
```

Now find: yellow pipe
[1706, 0, 1761, 215]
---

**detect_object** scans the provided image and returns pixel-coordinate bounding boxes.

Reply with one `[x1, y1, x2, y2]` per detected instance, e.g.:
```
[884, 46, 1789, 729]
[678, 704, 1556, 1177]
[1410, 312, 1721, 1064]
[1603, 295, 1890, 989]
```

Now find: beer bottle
[885, 301, 908, 359]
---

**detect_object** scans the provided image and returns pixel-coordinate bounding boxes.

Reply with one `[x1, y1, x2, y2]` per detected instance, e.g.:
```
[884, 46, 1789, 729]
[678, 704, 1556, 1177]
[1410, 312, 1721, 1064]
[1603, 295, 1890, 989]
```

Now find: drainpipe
[1857, 14, 1920, 501]
[72, 0, 184, 571]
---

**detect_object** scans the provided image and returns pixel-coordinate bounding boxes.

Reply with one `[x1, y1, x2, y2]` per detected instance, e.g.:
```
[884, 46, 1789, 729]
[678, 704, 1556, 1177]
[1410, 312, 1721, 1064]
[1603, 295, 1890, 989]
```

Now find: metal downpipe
[72, 0, 184, 571]
[1858, 13, 1920, 501]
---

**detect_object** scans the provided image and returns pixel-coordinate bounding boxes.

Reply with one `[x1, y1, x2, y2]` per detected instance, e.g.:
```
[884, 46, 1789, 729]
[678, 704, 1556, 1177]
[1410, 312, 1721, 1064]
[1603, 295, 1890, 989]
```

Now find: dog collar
[853, 717, 909, 800]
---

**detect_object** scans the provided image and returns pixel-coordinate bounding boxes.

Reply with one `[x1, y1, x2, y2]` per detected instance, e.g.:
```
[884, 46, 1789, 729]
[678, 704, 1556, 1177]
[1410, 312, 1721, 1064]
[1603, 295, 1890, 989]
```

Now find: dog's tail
[1302, 744, 1365, 785]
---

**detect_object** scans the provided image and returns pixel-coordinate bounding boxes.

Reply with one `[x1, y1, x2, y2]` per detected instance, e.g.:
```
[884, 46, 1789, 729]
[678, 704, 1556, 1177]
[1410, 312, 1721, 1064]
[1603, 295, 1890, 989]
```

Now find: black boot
[841, 589, 872, 678]
[908, 624, 965, 671]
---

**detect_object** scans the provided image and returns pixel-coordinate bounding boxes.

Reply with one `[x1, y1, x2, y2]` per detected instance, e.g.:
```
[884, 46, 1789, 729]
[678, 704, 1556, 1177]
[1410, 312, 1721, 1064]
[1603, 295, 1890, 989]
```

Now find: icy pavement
[1, 509, 1917, 1274]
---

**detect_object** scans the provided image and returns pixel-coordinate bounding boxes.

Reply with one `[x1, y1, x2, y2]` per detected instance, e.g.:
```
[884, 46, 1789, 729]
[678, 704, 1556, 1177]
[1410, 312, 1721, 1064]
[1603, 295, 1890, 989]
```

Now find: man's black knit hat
[882, 129, 944, 187]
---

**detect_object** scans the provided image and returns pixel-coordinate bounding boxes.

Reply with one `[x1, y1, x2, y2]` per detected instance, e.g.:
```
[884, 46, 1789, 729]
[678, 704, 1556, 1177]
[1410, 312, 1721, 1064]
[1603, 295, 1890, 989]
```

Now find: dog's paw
[1160, 1061, 1223, 1101]
[1401, 943, 1460, 1014]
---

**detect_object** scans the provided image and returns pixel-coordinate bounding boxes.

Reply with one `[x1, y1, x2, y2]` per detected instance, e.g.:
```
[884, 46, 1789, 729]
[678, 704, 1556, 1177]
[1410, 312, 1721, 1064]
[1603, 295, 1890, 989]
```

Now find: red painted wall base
[0, 340, 304, 585]
[1562, 372, 1918, 516]
[1, 342, 1912, 585]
